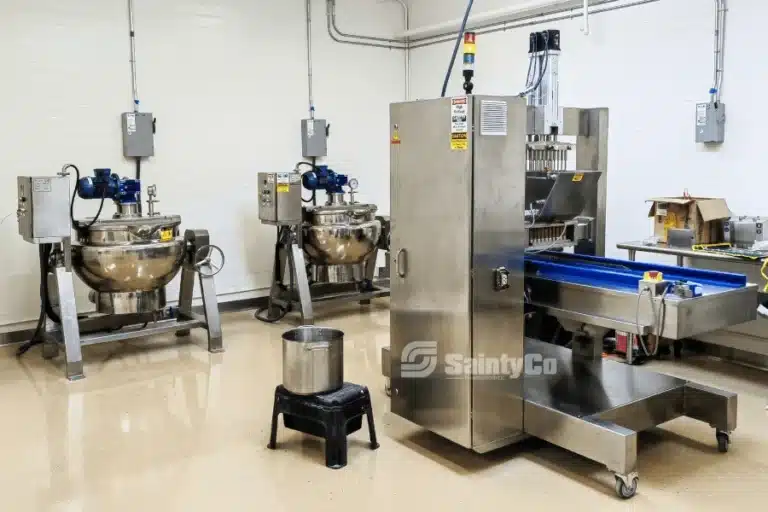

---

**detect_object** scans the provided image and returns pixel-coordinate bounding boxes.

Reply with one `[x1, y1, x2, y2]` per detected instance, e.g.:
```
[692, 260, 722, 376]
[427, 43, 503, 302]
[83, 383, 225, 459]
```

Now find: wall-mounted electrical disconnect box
[301, 118, 328, 158]
[696, 102, 725, 144]
[121, 112, 155, 157]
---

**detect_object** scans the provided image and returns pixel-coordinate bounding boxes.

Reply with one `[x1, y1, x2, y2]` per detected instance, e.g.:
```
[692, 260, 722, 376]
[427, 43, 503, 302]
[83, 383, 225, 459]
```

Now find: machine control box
[695, 102, 725, 144]
[121, 112, 155, 157]
[17, 176, 72, 244]
[494, 267, 511, 291]
[258, 172, 303, 226]
[301, 118, 327, 158]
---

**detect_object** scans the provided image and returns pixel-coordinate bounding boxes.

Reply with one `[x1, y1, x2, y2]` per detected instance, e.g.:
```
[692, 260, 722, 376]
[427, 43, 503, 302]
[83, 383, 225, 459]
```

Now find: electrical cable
[89, 189, 108, 227]
[255, 227, 290, 323]
[519, 32, 550, 98]
[296, 160, 318, 204]
[650, 287, 669, 357]
[440, 0, 475, 97]
[634, 289, 652, 357]
[41, 245, 61, 325]
[66, 164, 81, 227]
[634, 286, 669, 358]
[523, 52, 535, 90]
[136, 158, 142, 215]
[67, 164, 106, 229]
[310, 157, 317, 206]
[17, 244, 56, 356]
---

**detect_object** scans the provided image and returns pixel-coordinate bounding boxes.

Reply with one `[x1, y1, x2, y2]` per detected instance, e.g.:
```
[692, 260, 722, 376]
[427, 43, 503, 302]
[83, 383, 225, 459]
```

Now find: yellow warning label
[277, 184, 290, 193]
[663, 212, 678, 240]
[451, 133, 468, 151]
[391, 128, 400, 145]
[160, 229, 173, 242]
[643, 271, 664, 282]
[572, 173, 584, 182]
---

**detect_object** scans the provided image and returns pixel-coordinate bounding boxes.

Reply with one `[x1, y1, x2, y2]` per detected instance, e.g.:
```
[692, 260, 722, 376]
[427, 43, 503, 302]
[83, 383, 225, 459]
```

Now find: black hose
[440, 0, 475, 97]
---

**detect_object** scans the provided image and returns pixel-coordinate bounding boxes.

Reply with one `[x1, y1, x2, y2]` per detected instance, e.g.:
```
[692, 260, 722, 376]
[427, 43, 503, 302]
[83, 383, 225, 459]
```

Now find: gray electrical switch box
[695, 102, 725, 144]
[121, 112, 155, 157]
[301, 118, 327, 158]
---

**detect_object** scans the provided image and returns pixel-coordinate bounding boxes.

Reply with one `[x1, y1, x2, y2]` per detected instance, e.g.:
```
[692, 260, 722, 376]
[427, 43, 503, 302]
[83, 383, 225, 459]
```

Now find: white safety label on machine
[126, 113, 137, 135]
[451, 97, 469, 151]
[696, 104, 708, 127]
[451, 97, 468, 134]
[277, 173, 290, 184]
[33, 178, 51, 193]
[290, 174, 301, 183]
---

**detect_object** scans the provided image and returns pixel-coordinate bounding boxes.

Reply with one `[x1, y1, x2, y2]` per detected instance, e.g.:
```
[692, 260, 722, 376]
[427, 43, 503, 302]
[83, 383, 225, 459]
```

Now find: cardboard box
[647, 197, 731, 244]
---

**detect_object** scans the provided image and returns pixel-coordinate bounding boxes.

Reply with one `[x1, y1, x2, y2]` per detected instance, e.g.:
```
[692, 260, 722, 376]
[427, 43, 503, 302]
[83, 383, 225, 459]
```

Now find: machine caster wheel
[716, 431, 730, 453]
[615, 475, 638, 499]
[385, 378, 391, 397]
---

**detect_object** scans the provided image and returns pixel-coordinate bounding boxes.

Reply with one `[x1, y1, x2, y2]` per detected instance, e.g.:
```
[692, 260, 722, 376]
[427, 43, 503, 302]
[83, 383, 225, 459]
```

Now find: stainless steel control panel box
[258, 172, 302, 225]
[17, 176, 72, 244]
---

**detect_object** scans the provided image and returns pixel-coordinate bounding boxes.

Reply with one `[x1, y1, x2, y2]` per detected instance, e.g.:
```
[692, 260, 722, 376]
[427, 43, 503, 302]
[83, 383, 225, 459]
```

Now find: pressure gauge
[348, 178, 359, 191]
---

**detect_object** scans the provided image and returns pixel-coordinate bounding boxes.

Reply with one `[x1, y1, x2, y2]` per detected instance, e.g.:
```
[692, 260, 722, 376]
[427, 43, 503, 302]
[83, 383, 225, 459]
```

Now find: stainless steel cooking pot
[282, 326, 344, 395]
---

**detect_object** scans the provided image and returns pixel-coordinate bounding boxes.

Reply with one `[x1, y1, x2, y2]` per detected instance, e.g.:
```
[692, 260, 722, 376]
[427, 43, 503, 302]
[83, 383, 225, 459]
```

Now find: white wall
[0, 0, 404, 327]
[407, 0, 761, 259]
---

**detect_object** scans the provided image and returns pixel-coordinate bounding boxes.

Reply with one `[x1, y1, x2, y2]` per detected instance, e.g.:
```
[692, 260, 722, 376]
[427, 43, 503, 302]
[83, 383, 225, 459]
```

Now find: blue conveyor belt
[525, 252, 747, 293]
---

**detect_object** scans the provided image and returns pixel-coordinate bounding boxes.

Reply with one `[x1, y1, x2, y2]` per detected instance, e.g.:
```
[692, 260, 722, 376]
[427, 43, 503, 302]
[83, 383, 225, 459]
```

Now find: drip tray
[527, 171, 602, 223]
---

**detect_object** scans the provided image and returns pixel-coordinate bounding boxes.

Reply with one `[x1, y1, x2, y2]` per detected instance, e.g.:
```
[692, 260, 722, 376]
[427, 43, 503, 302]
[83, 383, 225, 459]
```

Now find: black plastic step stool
[267, 382, 379, 469]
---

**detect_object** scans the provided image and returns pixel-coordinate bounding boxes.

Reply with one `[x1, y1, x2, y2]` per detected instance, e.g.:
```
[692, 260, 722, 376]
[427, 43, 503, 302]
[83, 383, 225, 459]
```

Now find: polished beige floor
[1, 300, 767, 511]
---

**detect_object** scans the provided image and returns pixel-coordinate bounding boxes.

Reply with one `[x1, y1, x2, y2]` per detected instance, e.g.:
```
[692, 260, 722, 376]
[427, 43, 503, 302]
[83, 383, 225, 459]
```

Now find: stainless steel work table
[616, 240, 755, 266]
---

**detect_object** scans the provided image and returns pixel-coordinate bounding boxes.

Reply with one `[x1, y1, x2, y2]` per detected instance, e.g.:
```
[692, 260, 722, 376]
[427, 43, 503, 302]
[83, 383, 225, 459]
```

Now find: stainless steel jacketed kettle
[16, 165, 225, 380]
[256, 165, 389, 324]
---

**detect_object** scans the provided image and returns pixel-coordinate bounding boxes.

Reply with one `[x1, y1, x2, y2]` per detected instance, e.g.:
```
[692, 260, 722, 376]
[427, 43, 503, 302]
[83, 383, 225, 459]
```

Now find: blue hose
[440, 0, 475, 97]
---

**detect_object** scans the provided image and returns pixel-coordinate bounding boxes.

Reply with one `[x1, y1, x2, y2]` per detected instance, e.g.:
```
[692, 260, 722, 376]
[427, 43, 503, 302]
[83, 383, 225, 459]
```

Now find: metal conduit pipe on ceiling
[328, 0, 628, 46]
[327, 0, 662, 51]
[408, 0, 662, 49]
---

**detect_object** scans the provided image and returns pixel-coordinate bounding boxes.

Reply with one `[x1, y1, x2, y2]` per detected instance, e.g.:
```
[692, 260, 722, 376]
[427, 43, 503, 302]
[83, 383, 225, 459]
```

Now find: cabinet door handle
[396, 249, 408, 278]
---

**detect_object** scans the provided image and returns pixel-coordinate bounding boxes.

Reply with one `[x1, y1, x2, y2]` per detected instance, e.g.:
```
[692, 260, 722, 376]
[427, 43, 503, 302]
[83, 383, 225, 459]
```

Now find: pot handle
[396, 248, 407, 278]
[304, 342, 331, 351]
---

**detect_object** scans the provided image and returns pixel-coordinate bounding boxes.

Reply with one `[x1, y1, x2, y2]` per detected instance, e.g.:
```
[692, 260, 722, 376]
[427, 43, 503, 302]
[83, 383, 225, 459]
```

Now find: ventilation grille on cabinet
[480, 100, 508, 136]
